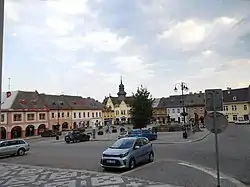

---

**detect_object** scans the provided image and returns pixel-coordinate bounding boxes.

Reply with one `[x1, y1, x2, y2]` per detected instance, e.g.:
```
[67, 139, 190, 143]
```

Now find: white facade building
[72, 109, 102, 128]
[167, 107, 186, 123]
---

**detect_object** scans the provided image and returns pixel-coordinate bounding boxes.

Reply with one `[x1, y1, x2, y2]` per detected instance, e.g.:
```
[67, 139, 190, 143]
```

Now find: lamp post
[174, 82, 189, 138]
[52, 101, 64, 132]
[0, 0, 4, 136]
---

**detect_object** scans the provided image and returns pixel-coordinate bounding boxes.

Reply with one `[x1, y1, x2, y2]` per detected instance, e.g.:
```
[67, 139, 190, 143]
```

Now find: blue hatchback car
[127, 129, 157, 141]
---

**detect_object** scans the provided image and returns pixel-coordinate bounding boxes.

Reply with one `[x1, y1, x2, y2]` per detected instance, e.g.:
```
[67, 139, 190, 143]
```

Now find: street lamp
[174, 82, 189, 138]
[52, 101, 64, 132]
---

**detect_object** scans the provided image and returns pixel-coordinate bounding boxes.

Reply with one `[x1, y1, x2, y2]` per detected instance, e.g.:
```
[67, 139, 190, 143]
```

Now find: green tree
[130, 85, 153, 129]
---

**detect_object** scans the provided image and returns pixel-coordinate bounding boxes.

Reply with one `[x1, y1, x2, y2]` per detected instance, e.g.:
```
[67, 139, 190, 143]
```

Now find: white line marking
[178, 162, 247, 187]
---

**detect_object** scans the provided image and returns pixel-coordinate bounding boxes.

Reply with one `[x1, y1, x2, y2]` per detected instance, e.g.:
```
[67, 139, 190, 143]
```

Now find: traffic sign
[204, 112, 228, 134]
[205, 89, 223, 111]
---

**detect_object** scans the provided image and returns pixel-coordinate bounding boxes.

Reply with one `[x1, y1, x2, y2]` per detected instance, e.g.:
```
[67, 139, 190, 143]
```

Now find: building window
[225, 115, 228, 119]
[92, 112, 94, 118]
[223, 106, 228, 111]
[74, 112, 76, 118]
[51, 113, 55, 118]
[79, 112, 81, 118]
[168, 109, 170, 113]
[233, 115, 237, 121]
[116, 111, 119, 115]
[58, 112, 60, 118]
[177, 109, 180, 113]
[233, 96, 237, 101]
[83, 112, 85, 118]
[1, 114, 4, 122]
[172, 109, 175, 113]
[244, 105, 247, 110]
[67, 112, 70, 117]
[96, 112, 98, 117]
[27, 113, 35, 121]
[14, 114, 22, 121]
[39, 113, 46, 120]
[99, 112, 101, 117]
[62, 112, 64, 118]
[88, 112, 90, 117]
[232, 105, 237, 111]
[200, 108, 203, 111]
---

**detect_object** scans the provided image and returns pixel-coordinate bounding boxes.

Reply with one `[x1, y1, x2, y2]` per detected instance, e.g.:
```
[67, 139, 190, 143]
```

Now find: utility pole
[0, 0, 5, 132]
[8, 78, 11, 90]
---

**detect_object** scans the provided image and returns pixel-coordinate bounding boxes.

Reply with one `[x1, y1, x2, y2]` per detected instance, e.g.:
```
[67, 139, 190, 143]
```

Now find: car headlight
[120, 152, 129, 158]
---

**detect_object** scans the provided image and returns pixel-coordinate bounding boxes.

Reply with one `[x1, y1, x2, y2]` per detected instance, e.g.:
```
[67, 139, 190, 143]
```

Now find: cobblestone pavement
[0, 163, 178, 187]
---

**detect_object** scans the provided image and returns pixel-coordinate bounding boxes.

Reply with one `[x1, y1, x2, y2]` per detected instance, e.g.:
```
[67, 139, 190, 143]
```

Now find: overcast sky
[3, 0, 250, 101]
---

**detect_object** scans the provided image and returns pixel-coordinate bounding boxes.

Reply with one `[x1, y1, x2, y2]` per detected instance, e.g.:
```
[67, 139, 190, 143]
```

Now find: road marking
[178, 162, 247, 187]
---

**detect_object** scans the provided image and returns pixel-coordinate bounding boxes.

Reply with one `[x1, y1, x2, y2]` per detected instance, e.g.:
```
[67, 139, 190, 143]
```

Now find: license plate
[106, 160, 115, 164]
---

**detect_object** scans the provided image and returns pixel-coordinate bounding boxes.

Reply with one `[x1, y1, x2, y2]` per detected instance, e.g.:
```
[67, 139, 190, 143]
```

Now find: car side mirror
[134, 145, 140, 149]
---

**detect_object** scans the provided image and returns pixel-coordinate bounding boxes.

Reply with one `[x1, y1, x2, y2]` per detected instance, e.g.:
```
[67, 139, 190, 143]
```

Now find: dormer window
[233, 96, 237, 101]
[31, 100, 36, 105]
[19, 99, 26, 104]
[72, 101, 76, 105]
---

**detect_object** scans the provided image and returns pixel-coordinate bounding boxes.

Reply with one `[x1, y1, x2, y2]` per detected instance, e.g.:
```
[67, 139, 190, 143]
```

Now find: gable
[1, 91, 19, 110]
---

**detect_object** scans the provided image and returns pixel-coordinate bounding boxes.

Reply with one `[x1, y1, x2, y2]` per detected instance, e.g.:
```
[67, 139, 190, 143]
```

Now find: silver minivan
[101, 137, 154, 170]
[0, 139, 30, 156]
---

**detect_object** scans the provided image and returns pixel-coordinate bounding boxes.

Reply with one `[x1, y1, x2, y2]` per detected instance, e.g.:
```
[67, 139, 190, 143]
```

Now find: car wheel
[65, 140, 70, 143]
[148, 152, 154, 163]
[73, 139, 77, 143]
[129, 158, 136, 170]
[17, 148, 25, 156]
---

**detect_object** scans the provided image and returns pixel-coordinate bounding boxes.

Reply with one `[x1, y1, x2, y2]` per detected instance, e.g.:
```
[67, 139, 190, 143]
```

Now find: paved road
[0, 163, 170, 187]
[0, 124, 249, 186]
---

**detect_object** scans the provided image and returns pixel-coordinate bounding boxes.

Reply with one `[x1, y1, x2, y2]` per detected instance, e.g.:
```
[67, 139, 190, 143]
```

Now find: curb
[152, 132, 211, 145]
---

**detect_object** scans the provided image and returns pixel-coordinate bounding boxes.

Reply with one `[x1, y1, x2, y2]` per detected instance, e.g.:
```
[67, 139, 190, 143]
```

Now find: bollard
[56, 135, 59, 140]
[183, 131, 187, 139]
[92, 128, 96, 139]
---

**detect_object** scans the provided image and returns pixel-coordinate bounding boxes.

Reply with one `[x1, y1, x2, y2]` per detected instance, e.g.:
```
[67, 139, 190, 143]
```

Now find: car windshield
[109, 138, 135, 149]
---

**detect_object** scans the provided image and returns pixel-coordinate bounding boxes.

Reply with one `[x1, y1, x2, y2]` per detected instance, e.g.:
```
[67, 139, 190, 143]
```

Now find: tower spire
[117, 76, 126, 99]
[120, 76, 123, 84]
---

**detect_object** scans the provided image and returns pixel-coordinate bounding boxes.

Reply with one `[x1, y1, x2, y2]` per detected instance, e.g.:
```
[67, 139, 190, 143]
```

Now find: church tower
[117, 76, 127, 100]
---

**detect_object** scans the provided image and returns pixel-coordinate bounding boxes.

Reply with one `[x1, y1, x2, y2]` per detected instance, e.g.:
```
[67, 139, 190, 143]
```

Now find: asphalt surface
[0, 124, 249, 187]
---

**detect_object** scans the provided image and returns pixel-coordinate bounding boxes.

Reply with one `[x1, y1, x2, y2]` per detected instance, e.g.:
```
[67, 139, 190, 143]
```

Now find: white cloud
[202, 50, 213, 56]
[112, 56, 154, 77]
[46, 0, 90, 16]
[5, 1, 19, 22]
[82, 30, 130, 52]
[159, 17, 239, 50]
[45, 17, 75, 36]
[160, 20, 207, 44]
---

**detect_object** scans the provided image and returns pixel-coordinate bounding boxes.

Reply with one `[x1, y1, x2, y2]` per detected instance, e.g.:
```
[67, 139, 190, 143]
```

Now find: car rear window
[131, 130, 142, 134]
[142, 130, 151, 134]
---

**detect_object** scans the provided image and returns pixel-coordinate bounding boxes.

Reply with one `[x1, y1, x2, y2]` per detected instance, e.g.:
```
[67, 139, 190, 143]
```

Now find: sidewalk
[152, 130, 210, 144]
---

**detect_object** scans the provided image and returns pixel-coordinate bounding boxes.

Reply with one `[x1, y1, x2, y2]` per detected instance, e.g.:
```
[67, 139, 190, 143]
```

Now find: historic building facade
[152, 98, 168, 124]
[0, 91, 49, 139]
[103, 78, 133, 125]
[222, 86, 250, 123]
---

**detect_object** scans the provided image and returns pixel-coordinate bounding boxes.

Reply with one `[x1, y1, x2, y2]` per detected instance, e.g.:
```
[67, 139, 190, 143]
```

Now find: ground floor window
[243, 115, 249, 120]
[233, 115, 237, 121]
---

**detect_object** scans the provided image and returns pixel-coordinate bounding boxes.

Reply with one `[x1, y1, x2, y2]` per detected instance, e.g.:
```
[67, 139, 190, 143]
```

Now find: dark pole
[181, 82, 186, 130]
[57, 105, 59, 131]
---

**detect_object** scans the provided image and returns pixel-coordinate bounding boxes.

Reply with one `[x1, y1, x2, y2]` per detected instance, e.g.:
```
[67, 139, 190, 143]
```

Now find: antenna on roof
[8, 78, 11, 91]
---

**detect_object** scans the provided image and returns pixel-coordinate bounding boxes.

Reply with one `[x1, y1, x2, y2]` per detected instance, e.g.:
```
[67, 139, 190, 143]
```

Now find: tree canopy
[130, 85, 153, 129]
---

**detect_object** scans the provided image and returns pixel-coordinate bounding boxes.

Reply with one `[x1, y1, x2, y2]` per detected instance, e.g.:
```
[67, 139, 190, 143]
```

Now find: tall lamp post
[52, 101, 64, 132]
[174, 82, 189, 138]
[0, 1, 4, 134]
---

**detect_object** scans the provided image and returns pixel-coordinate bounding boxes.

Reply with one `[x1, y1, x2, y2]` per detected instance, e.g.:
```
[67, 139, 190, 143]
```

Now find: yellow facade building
[102, 106, 115, 125]
[222, 86, 250, 123]
[103, 79, 133, 125]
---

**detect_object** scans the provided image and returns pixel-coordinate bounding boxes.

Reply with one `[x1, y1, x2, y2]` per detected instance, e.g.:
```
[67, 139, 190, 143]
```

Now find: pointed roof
[1, 91, 19, 110]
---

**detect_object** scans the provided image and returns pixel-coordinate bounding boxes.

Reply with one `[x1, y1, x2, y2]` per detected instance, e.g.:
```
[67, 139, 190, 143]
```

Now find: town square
[1, 0, 250, 187]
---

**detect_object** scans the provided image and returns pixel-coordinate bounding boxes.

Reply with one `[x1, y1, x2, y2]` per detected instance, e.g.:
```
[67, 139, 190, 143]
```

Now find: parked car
[41, 130, 62, 137]
[0, 139, 30, 157]
[118, 131, 128, 139]
[101, 137, 154, 170]
[65, 131, 90, 143]
[127, 129, 157, 141]
[235, 119, 250, 125]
